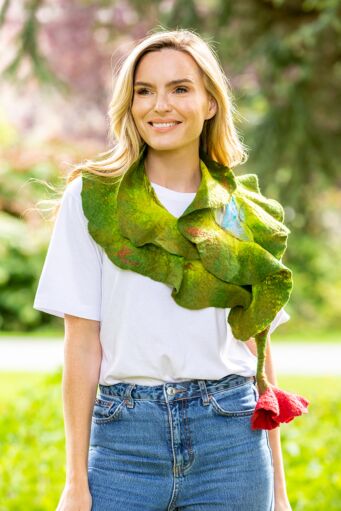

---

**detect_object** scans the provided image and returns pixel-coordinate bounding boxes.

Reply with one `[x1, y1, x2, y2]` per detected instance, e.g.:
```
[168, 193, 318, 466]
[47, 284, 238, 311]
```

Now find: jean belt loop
[123, 384, 136, 408]
[197, 380, 210, 406]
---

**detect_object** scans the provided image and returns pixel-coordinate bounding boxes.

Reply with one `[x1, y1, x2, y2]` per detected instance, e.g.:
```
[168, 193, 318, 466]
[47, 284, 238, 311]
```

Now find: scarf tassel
[251, 327, 310, 430]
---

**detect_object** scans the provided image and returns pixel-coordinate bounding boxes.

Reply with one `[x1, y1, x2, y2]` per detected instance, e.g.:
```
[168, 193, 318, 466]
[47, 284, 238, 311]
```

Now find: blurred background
[0, 1, 340, 510]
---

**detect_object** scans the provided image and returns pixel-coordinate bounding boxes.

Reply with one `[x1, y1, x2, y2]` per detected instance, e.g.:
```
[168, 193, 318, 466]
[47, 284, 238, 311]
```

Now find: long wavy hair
[37, 27, 248, 221]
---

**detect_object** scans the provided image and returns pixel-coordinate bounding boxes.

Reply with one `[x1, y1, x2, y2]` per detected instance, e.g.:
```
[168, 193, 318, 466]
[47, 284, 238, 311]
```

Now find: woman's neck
[144, 146, 202, 193]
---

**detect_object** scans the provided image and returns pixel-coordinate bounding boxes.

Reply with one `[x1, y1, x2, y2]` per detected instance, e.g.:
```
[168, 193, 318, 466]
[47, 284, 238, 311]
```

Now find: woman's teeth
[151, 122, 180, 127]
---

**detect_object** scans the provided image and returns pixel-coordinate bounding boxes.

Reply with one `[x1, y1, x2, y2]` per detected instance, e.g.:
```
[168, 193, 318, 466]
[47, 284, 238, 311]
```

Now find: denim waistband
[99, 373, 256, 403]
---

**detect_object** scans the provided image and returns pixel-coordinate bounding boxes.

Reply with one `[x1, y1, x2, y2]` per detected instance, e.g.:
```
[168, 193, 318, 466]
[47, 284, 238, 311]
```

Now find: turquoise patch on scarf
[221, 196, 249, 241]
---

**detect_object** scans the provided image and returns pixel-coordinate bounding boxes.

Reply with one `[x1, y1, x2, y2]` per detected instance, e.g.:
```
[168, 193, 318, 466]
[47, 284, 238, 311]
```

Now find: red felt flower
[251, 384, 310, 430]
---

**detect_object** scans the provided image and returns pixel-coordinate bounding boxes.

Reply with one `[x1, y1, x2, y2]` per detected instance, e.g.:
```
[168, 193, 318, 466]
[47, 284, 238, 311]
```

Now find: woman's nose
[153, 93, 171, 111]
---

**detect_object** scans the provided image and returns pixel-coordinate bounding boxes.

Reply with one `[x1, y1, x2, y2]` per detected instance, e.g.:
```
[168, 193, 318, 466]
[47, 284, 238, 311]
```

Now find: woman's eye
[175, 86, 188, 93]
[136, 86, 188, 96]
[136, 88, 150, 95]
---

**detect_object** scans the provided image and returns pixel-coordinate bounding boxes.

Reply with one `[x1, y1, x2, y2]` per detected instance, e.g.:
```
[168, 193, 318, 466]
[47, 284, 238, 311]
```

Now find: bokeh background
[0, 1, 340, 510]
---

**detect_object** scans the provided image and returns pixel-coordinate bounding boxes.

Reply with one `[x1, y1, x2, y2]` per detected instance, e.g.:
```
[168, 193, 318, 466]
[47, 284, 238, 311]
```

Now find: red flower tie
[252, 326, 310, 430]
[251, 384, 310, 430]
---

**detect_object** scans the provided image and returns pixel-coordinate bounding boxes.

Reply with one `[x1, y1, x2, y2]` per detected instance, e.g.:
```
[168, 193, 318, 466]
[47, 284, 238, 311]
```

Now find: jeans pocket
[209, 382, 256, 417]
[92, 395, 126, 424]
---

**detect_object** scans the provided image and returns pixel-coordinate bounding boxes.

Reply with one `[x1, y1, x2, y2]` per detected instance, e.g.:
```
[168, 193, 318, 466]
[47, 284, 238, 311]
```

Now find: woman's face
[131, 48, 216, 152]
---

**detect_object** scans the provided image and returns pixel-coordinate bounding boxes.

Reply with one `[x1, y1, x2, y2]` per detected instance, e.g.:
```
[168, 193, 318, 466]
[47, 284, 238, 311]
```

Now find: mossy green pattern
[81, 146, 293, 391]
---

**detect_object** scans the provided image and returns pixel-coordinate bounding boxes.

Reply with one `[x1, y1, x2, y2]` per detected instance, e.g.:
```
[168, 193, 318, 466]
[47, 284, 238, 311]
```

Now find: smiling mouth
[148, 121, 182, 127]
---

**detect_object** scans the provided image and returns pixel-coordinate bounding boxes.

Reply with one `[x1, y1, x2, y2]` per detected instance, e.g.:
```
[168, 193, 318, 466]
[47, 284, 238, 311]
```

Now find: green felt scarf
[81, 145, 293, 393]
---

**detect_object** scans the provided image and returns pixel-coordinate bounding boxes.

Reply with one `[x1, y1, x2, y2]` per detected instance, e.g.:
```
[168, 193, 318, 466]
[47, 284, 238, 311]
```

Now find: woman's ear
[206, 96, 217, 120]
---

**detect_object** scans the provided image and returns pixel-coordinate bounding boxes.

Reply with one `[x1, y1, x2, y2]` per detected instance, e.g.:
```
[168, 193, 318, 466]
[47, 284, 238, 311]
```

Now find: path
[0, 338, 340, 375]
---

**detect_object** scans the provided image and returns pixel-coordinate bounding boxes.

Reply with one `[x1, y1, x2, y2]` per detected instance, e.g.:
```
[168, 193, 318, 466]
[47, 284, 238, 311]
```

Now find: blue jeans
[88, 373, 274, 510]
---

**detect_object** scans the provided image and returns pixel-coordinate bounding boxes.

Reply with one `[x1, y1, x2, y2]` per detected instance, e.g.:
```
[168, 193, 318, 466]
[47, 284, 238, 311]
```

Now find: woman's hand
[56, 481, 92, 511]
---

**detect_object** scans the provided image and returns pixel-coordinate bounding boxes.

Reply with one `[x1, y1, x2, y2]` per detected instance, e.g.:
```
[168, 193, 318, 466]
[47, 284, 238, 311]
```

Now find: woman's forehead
[134, 49, 202, 83]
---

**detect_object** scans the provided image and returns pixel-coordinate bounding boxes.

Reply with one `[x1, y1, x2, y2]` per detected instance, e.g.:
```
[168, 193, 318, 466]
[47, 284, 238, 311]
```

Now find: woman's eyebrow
[134, 78, 194, 87]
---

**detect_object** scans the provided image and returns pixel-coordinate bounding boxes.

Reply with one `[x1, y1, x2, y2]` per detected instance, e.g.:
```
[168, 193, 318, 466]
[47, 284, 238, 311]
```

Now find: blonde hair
[36, 27, 248, 221]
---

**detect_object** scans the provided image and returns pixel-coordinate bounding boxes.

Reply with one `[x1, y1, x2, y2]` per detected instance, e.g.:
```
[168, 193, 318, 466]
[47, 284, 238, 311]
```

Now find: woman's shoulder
[61, 175, 105, 256]
[63, 175, 83, 201]
[59, 175, 85, 224]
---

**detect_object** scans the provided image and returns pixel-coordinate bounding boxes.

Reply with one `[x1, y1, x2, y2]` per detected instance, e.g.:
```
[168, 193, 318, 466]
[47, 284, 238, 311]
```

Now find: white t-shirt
[33, 175, 290, 386]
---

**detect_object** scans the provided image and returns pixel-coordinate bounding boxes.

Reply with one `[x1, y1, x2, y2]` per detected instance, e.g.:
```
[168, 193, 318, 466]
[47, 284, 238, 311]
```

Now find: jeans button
[167, 387, 175, 395]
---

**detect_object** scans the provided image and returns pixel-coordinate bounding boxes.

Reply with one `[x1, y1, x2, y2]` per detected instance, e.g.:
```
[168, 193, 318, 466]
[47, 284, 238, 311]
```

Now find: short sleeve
[269, 307, 290, 335]
[33, 176, 102, 320]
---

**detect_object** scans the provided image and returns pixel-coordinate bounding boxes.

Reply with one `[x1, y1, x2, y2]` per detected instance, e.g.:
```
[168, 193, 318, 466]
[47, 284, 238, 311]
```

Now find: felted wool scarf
[81, 145, 309, 430]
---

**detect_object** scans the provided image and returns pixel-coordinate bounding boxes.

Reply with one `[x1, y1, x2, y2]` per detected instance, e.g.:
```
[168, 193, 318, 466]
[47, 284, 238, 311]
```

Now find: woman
[33, 28, 309, 511]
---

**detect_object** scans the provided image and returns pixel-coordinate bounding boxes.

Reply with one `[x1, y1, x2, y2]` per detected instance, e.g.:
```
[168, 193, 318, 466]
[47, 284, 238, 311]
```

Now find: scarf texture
[81, 145, 309, 429]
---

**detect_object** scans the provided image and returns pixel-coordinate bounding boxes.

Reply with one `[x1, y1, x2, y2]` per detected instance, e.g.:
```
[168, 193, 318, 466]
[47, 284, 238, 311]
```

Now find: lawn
[0, 371, 340, 510]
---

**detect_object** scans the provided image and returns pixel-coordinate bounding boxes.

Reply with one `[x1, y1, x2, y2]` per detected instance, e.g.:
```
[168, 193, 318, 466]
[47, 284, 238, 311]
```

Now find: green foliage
[284, 232, 341, 332]
[0, 370, 65, 511]
[0, 161, 64, 332]
[279, 376, 341, 510]
[0, 210, 43, 330]
[0, 372, 340, 510]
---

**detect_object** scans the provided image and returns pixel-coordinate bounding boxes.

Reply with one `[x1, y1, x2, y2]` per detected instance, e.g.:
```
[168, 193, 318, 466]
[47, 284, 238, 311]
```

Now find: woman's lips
[147, 121, 182, 132]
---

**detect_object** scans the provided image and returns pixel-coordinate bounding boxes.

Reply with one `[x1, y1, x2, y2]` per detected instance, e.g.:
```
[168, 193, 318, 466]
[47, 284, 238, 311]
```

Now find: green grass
[273, 330, 341, 343]
[277, 375, 341, 510]
[0, 372, 48, 407]
[277, 375, 341, 395]
[0, 370, 65, 511]
[0, 329, 63, 339]
[0, 371, 340, 510]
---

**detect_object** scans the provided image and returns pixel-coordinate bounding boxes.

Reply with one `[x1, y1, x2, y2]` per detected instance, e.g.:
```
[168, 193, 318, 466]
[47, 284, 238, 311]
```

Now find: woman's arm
[63, 314, 102, 483]
[56, 314, 102, 510]
[264, 335, 291, 510]
[246, 336, 291, 510]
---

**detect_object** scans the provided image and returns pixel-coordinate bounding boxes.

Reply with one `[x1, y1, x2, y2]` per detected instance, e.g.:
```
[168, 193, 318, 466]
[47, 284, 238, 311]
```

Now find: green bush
[0, 162, 64, 333]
